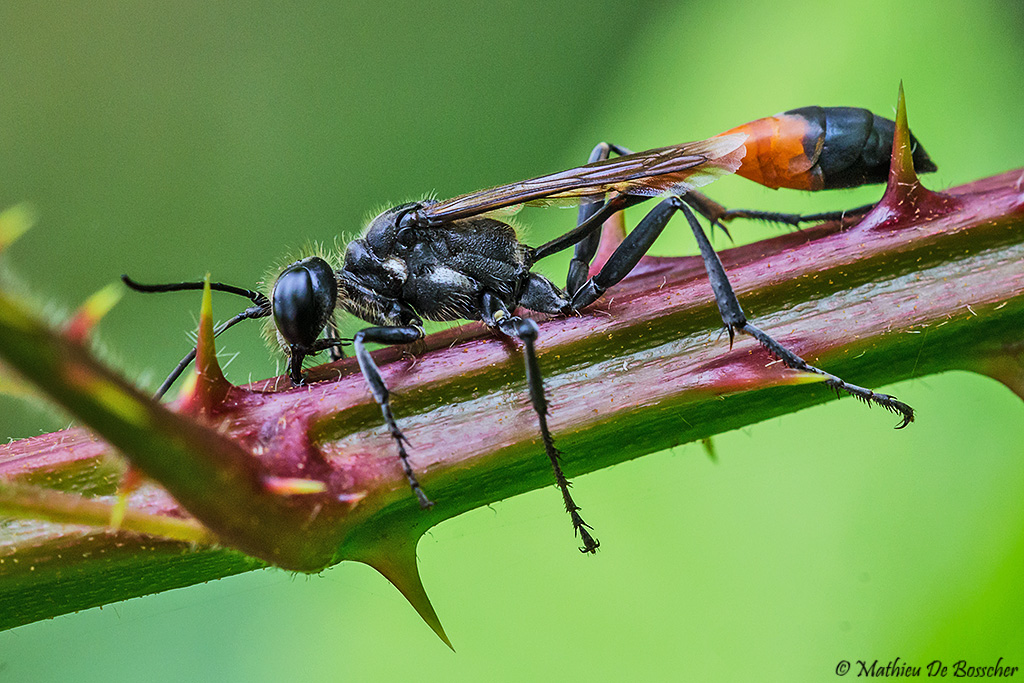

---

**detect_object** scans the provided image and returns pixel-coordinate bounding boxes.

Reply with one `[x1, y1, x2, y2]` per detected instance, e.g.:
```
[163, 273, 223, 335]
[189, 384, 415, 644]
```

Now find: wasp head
[271, 256, 338, 351]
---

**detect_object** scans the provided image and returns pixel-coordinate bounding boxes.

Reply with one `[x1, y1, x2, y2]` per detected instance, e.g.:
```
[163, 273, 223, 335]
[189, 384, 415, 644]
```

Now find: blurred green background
[1, 0, 1023, 680]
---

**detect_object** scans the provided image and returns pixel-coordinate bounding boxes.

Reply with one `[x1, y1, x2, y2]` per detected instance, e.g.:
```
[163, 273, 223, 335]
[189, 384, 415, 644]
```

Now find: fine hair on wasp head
[260, 240, 343, 357]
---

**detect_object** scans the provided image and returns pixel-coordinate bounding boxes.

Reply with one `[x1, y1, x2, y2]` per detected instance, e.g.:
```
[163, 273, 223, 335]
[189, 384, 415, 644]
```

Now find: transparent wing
[421, 133, 748, 223]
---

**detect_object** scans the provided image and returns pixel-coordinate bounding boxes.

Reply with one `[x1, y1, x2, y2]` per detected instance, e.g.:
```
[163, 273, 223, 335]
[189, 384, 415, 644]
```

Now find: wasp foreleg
[325, 314, 345, 362]
[286, 336, 349, 386]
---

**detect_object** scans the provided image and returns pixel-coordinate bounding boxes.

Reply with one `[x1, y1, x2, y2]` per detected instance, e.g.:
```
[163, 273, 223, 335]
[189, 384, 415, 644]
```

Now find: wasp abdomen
[720, 106, 936, 191]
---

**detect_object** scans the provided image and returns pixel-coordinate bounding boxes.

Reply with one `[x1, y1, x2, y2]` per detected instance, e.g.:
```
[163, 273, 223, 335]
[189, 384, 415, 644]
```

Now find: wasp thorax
[342, 238, 408, 296]
[361, 202, 418, 253]
[272, 256, 338, 349]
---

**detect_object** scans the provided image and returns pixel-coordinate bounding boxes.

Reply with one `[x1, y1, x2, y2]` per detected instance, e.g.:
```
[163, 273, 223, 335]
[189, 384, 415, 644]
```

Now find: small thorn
[65, 282, 123, 343]
[108, 493, 128, 531]
[180, 276, 234, 412]
[0, 203, 36, 252]
[263, 476, 328, 496]
[972, 346, 1024, 402]
[336, 492, 368, 506]
[857, 82, 960, 231]
[355, 540, 453, 649]
[889, 81, 918, 187]
[109, 465, 146, 530]
[701, 437, 717, 462]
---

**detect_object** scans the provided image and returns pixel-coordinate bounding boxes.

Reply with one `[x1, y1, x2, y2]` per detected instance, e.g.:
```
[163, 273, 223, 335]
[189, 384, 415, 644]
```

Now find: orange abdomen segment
[717, 114, 826, 191]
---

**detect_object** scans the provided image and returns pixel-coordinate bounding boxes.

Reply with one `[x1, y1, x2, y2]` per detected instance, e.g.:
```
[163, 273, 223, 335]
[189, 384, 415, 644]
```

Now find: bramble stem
[0, 481, 215, 544]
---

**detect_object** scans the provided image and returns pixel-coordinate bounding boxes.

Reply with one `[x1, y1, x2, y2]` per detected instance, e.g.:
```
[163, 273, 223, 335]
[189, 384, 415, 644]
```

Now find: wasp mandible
[124, 105, 935, 553]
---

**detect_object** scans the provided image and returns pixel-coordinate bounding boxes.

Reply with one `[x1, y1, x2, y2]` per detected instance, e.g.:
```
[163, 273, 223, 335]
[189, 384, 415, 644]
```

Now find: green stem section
[0, 481, 214, 544]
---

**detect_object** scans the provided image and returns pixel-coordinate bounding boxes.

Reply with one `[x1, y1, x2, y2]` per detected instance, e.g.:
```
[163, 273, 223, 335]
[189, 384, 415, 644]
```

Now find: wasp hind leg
[683, 191, 875, 233]
[482, 291, 599, 554]
[569, 195, 914, 428]
[678, 199, 913, 427]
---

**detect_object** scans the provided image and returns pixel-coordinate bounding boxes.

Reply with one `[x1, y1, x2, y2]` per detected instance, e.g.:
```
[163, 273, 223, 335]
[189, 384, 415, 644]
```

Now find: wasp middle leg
[352, 324, 433, 508]
[482, 292, 599, 554]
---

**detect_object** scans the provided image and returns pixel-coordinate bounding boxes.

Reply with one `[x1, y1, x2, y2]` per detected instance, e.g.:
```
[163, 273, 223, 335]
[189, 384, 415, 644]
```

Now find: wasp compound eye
[272, 256, 338, 349]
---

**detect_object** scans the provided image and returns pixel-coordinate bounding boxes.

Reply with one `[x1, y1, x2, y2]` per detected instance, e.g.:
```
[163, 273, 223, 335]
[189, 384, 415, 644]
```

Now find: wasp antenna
[122, 275, 269, 307]
[151, 299, 269, 400]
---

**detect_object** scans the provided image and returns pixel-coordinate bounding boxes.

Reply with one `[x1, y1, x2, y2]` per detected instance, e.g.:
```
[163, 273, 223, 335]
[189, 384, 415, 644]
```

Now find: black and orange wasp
[124, 105, 935, 553]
